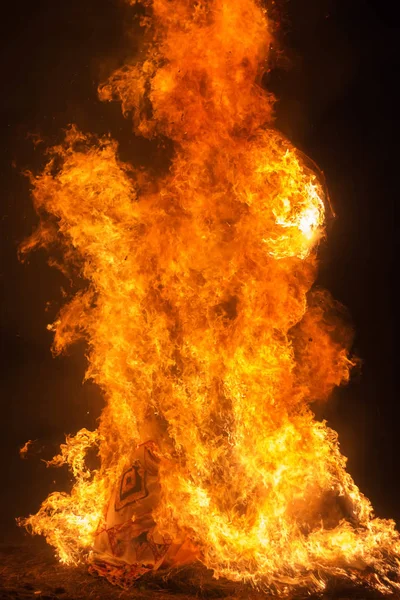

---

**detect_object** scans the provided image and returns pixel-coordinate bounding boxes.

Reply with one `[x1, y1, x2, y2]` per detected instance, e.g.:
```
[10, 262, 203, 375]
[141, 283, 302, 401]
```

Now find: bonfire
[19, 0, 400, 596]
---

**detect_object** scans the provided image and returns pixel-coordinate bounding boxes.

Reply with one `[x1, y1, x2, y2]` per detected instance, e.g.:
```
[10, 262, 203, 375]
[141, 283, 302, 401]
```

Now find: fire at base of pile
[88, 441, 397, 595]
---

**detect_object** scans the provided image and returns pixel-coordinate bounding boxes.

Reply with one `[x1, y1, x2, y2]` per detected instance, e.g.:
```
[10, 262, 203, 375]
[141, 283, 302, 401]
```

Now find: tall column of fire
[20, 0, 400, 594]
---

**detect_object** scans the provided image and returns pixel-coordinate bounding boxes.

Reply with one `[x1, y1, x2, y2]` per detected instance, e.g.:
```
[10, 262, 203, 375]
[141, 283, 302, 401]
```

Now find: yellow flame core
[20, 0, 400, 593]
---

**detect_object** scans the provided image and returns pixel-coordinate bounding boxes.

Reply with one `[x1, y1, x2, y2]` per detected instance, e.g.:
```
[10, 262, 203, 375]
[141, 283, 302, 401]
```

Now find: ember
[18, 0, 400, 595]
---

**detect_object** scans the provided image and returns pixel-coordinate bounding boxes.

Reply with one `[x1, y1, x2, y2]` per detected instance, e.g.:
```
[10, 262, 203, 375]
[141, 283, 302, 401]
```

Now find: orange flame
[19, 439, 35, 459]
[19, 0, 400, 594]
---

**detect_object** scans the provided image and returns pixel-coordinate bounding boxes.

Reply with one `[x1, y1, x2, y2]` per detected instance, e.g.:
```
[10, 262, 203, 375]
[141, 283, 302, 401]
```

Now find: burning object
[19, 0, 400, 595]
[90, 440, 198, 587]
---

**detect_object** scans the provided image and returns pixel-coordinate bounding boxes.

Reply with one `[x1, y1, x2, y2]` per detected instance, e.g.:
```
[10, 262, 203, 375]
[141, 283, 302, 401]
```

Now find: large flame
[20, 0, 400, 594]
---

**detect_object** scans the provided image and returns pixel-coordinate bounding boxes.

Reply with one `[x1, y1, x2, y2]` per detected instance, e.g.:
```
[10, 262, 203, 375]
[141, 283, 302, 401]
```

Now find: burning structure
[19, 0, 400, 595]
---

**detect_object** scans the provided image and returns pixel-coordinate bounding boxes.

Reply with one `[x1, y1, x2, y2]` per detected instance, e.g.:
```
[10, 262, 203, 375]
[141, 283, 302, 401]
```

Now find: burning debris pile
[19, 0, 400, 595]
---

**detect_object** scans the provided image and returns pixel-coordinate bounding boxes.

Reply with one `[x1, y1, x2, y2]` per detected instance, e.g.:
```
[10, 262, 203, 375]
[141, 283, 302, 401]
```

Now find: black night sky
[0, 0, 399, 543]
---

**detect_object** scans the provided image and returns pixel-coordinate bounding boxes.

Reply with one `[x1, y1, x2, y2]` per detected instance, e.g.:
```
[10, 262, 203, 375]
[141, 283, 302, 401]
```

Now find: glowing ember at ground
[17, 0, 400, 596]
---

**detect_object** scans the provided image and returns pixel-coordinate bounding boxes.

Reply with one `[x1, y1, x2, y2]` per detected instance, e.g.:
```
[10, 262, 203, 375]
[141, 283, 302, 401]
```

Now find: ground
[0, 534, 395, 600]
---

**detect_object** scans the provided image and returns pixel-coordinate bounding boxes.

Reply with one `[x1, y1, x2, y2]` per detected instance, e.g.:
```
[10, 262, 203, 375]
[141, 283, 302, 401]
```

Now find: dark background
[0, 0, 399, 539]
